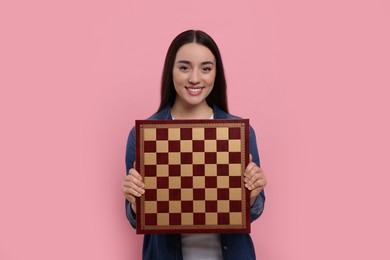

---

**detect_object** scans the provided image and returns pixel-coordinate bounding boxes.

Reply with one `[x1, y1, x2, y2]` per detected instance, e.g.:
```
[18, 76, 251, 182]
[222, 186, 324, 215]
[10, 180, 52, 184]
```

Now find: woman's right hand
[122, 167, 145, 213]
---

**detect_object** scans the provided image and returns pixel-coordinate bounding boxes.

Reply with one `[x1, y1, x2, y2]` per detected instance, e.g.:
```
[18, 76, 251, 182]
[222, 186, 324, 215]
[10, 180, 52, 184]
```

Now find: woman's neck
[171, 101, 213, 120]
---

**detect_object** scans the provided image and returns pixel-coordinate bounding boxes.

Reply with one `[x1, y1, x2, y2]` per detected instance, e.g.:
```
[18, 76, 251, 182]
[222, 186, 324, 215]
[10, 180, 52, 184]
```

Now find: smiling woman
[122, 30, 267, 260]
[171, 43, 216, 119]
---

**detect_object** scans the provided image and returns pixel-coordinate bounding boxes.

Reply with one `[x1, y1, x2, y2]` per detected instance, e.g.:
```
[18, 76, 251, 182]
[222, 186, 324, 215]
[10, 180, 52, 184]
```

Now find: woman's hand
[122, 166, 145, 213]
[244, 155, 267, 207]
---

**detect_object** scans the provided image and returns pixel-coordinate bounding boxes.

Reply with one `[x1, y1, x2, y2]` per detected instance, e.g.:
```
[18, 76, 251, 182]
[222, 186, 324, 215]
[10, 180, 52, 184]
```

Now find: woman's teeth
[187, 88, 202, 93]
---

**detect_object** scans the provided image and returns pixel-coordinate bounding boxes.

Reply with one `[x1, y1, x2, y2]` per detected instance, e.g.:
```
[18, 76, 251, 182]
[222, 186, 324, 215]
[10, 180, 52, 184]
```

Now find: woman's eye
[202, 67, 212, 72]
[179, 66, 190, 71]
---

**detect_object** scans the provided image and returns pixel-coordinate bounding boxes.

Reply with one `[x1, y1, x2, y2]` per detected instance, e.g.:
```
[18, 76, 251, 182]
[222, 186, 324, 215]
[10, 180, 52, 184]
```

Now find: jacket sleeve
[125, 127, 137, 229]
[249, 126, 266, 222]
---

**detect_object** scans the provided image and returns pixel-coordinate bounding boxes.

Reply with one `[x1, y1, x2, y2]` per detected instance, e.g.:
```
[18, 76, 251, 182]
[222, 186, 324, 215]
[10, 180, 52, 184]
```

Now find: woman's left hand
[244, 155, 267, 207]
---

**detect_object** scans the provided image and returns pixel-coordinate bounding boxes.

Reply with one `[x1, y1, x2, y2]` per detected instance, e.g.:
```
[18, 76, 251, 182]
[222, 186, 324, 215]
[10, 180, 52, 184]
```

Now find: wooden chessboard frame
[135, 119, 250, 234]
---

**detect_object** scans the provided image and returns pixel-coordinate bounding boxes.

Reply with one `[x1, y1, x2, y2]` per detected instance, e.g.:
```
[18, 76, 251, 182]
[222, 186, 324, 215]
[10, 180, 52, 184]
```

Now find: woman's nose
[188, 71, 200, 84]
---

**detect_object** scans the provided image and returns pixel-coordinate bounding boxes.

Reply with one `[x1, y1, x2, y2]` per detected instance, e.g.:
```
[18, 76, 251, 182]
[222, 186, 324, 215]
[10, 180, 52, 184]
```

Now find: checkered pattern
[136, 120, 249, 234]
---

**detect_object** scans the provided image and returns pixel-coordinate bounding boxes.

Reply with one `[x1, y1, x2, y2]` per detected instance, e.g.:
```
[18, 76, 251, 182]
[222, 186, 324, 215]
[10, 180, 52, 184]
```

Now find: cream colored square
[217, 152, 229, 164]
[228, 140, 241, 152]
[193, 201, 205, 212]
[229, 188, 242, 200]
[157, 213, 169, 225]
[230, 212, 243, 225]
[205, 213, 218, 225]
[168, 128, 180, 140]
[205, 164, 217, 176]
[169, 152, 181, 164]
[181, 213, 194, 225]
[192, 152, 205, 164]
[157, 165, 168, 176]
[205, 188, 217, 200]
[218, 201, 230, 212]
[181, 165, 193, 176]
[144, 177, 156, 189]
[216, 127, 229, 140]
[169, 201, 181, 213]
[144, 201, 157, 213]
[157, 189, 169, 201]
[204, 140, 217, 152]
[169, 177, 181, 189]
[180, 140, 192, 152]
[181, 189, 193, 201]
[192, 128, 205, 140]
[156, 141, 168, 152]
[193, 176, 205, 188]
[143, 128, 156, 141]
[229, 164, 242, 176]
[217, 176, 230, 188]
[144, 153, 156, 165]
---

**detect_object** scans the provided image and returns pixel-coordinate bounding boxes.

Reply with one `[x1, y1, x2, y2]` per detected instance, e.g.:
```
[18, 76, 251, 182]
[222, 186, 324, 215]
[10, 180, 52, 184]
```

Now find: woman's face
[172, 43, 216, 108]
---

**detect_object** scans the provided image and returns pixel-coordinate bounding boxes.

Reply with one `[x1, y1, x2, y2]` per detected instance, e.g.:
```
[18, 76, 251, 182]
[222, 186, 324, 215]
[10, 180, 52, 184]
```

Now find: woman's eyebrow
[176, 60, 215, 65]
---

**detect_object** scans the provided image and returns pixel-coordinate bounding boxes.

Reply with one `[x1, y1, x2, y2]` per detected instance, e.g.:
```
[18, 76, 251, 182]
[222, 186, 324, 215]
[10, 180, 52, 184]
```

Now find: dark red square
[228, 127, 241, 139]
[217, 188, 229, 200]
[230, 201, 242, 212]
[205, 201, 218, 212]
[193, 213, 205, 225]
[144, 165, 156, 176]
[169, 189, 181, 200]
[205, 176, 217, 188]
[192, 140, 204, 152]
[204, 128, 216, 139]
[181, 152, 192, 164]
[193, 189, 205, 200]
[156, 128, 168, 140]
[229, 176, 243, 188]
[144, 189, 157, 200]
[169, 165, 181, 176]
[193, 164, 205, 176]
[157, 201, 169, 213]
[217, 213, 230, 225]
[181, 177, 193, 188]
[168, 140, 180, 152]
[205, 152, 216, 164]
[144, 141, 156, 152]
[181, 201, 193, 212]
[229, 152, 242, 164]
[169, 213, 181, 225]
[216, 140, 229, 151]
[180, 128, 192, 140]
[157, 153, 169, 164]
[157, 177, 169, 188]
[217, 164, 229, 176]
[144, 213, 157, 225]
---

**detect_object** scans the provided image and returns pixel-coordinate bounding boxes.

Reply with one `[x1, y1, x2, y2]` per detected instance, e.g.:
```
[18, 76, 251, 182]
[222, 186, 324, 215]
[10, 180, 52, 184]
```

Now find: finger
[128, 168, 143, 181]
[247, 170, 267, 190]
[247, 177, 267, 191]
[249, 154, 253, 163]
[244, 162, 256, 178]
[123, 183, 145, 197]
[245, 167, 262, 186]
[124, 174, 145, 189]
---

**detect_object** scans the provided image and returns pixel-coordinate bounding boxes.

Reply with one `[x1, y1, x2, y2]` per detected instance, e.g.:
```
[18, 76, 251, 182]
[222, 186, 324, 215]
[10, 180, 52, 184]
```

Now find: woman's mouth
[185, 86, 205, 96]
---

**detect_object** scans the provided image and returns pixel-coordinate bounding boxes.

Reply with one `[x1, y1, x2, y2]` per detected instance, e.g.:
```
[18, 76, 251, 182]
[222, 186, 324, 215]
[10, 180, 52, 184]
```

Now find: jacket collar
[154, 105, 228, 120]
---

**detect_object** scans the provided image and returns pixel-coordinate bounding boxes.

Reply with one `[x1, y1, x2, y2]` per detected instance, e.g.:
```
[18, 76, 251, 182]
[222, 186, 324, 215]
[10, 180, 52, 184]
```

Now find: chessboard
[135, 119, 250, 234]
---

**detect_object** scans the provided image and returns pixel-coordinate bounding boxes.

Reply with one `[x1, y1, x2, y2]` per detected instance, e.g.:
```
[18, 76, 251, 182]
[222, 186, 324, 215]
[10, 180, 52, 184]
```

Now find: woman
[122, 30, 267, 259]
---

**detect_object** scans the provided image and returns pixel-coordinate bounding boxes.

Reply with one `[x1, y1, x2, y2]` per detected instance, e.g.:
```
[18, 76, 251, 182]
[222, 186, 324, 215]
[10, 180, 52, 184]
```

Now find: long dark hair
[157, 30, 228, 113]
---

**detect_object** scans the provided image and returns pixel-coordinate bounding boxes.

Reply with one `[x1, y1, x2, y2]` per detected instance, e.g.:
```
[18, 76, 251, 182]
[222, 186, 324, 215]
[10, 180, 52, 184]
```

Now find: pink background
[1, 0, 389, 259]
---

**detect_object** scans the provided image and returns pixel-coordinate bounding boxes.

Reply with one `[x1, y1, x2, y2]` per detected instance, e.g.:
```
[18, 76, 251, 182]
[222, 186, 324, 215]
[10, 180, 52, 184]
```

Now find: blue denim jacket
[125, 105, 265, 259]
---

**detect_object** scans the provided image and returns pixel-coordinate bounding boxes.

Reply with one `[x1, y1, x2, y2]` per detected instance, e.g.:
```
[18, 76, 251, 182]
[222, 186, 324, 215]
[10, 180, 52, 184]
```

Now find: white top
[181, 233, 223, 260]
